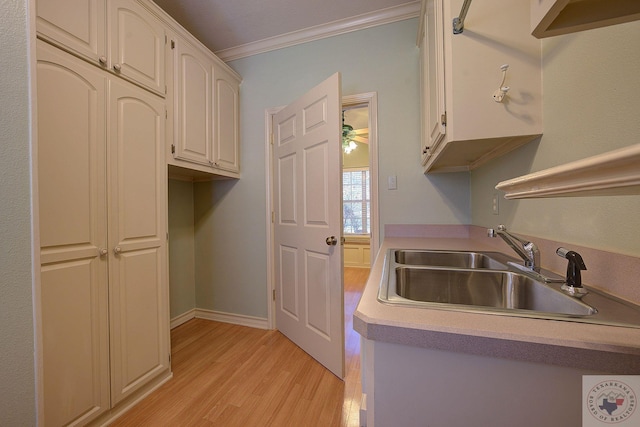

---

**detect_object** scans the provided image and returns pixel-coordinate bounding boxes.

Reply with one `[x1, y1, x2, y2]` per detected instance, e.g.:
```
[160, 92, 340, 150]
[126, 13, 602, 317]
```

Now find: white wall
[471, 21, 640, 257]
[0, 0, 37, 424]
[190, 18, 470, 319]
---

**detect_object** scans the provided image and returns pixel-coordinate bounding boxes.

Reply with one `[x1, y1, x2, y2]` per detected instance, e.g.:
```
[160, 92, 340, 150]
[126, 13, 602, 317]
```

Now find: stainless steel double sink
[378, 249, 640, 328]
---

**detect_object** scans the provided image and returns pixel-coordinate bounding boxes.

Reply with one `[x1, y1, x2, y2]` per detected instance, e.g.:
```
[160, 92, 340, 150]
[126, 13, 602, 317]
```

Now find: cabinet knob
[113, 246, 122, 255]
[113, 63, 122, 72]
[99, 248, 108, 257]
[98, 56, 107, 65]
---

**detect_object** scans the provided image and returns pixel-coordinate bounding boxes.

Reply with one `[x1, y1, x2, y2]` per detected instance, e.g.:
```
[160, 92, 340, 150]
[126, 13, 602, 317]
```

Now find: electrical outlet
[492, 193, 499, 215]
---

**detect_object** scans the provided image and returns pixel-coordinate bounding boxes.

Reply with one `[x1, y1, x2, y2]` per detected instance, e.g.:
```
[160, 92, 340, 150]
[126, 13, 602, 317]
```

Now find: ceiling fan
[342, 112, 369, 154]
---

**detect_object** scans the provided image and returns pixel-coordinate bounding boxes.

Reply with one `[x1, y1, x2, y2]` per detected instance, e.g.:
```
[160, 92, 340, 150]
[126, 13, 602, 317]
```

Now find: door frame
[265, 92, 378, 329]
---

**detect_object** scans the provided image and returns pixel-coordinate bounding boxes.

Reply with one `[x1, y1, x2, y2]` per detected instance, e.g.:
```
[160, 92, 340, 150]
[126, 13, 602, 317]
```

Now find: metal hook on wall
[492, 64, 510, 103]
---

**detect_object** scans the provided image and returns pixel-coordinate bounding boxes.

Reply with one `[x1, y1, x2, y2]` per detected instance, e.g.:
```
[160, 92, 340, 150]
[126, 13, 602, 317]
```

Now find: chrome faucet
[487, 225, 540, 272]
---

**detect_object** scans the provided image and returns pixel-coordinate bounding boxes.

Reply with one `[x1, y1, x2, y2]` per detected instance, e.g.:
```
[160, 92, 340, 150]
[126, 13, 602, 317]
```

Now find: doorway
[341, 96, 376, 392]
[342, 103, 371, 269]
[342, 93, 379, 259]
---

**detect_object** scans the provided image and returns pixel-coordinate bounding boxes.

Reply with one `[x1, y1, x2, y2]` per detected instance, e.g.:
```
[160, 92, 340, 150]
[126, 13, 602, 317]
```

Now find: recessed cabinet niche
[36, 0, 166, 96]
[36, 40, 170, 426]
[418, 0, 543, 173]
[167, 32, 241, 179]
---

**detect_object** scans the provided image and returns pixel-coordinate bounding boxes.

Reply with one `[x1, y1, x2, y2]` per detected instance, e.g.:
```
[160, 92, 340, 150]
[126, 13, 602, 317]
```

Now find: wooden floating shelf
[496, 143, 640, 199]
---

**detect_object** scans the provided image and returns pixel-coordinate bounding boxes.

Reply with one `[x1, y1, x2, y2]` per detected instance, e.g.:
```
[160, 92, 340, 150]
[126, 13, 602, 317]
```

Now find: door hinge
[441, 111, 447, 126]
[166, 231, 169, 240]
[272, 289, 276, 301]
[171, 39, 175, 50]
[271, 211, 275, 223]
[169, 353, 171, 363]
[171, 144, 175, 154]
[270, 132, 274, 145]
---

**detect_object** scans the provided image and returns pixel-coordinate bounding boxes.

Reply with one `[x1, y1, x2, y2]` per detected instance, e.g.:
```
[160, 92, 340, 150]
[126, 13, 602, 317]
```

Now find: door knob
[325, 236, 337, 246]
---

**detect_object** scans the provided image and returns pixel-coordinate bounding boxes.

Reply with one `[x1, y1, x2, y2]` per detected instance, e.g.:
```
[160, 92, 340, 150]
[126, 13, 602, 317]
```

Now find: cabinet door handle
[113, 63, 122, 72]
[98, 56, 107, 65]
[99, 248, 108, 257]
[113, 246, 122, 255]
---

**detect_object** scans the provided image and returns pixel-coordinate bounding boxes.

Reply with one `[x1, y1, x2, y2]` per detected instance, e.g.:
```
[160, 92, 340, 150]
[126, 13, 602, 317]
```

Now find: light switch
[388, 175, 397, 190]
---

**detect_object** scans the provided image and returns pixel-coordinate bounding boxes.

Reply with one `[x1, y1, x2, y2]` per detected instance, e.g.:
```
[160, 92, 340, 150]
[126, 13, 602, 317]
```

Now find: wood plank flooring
[111, 267, 370, 427]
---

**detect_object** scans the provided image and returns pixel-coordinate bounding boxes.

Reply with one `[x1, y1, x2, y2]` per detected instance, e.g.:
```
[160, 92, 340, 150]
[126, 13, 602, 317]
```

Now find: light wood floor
[112, 267, 370, 427]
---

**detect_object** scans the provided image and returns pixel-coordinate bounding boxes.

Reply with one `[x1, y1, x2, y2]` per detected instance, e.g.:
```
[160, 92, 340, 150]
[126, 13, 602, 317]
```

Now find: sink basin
[393, 267, 595, 316]
[378, 248, 640, 328]
[394, 250, 509, 270]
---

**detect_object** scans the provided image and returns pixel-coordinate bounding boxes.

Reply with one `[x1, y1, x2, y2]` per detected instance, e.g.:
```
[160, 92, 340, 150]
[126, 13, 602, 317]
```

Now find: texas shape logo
[587, 380, 637, 424]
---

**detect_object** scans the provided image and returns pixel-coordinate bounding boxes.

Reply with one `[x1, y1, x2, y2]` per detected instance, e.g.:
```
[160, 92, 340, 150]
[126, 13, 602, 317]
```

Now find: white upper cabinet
[36, 0, 166, 95]
[419, 0, 543, 173]
[167, 31, 241, 179]
[531, 0, 640, 39]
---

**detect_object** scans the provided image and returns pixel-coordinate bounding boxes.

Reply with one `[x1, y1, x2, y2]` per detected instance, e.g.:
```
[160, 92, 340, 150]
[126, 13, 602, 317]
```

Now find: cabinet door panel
[108, 0, 165, 95]
[108, 78, 168, 405]
[421, 0, 446, 163]
[36, 0, 106, 64]
[213, 67, 240, 173]
[173, 38, 213, 165]
[37, 40, 110, 426]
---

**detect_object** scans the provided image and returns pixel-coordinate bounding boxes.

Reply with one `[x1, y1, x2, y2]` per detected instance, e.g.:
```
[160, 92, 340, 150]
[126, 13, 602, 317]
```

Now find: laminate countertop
[353, 236, 640, 374]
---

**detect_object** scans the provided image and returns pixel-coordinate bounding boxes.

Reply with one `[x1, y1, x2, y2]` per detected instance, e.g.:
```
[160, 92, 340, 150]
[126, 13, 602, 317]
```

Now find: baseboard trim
[360, 393, 368, 427]
[170, 309, 196, 329]
[93, 371, 173, 426]
[195, 308, 270, 330]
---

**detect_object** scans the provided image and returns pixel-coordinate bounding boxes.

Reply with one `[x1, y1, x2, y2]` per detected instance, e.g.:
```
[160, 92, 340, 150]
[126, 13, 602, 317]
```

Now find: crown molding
[215, 1, 421, 62]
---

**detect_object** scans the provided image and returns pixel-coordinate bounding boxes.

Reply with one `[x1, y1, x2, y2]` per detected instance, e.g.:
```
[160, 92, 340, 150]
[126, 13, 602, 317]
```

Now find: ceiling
[152, 0, 420, 61]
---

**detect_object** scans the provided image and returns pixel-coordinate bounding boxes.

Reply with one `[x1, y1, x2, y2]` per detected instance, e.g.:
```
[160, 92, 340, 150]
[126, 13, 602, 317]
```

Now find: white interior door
[273, 73, 344, 378]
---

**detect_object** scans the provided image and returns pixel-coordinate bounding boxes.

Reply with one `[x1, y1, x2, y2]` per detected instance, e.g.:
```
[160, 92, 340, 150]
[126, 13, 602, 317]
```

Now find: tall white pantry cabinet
[36, 0, 170, 423]
[33, 0, 241, 424]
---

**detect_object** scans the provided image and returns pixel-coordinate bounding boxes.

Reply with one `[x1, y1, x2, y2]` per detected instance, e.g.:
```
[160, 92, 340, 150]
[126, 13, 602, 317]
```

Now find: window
[343, 168, 370, 235]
